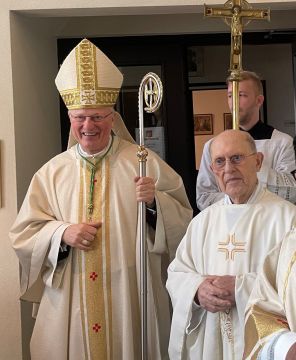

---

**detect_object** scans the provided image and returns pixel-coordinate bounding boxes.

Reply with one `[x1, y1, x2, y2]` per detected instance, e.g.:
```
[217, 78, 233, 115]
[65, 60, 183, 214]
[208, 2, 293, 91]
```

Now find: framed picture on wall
[224, 113, 233, 130]
[194, 114, 213, 135]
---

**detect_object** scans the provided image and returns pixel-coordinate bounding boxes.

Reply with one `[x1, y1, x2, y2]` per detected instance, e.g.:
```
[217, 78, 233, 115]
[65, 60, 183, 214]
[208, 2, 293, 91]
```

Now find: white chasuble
[244, 228, 296, 359]
[10, 136, 192, 360]
[167, 185, 296, 360]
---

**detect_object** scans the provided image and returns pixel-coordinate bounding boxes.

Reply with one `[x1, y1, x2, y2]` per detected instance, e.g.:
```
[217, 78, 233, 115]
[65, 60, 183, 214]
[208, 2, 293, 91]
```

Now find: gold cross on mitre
[204, 0, 270, 129]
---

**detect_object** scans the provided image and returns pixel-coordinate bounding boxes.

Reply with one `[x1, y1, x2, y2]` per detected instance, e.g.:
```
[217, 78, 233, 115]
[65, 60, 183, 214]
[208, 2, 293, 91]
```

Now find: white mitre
[55, 38, 123, 109]
[55, 39, 135, 146]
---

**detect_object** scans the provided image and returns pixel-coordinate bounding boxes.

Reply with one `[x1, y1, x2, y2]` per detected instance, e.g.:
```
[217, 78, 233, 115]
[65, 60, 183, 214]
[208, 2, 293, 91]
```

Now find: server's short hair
[226, 71, 263, 95]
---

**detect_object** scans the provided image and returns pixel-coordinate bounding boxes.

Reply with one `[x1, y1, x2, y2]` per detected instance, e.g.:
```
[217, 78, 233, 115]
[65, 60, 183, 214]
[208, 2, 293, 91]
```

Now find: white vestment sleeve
[273, 332, 296, 359]
[45, 223, 71, 288]
[254, 130, 296, 203]
[258, 331, 296, 360]
[10, 170, 75, 302]
[146, 154, 192, 260]
[235, 271, 257, 327]
[166, 221, 205, 359]
[196, 140, 224, 210]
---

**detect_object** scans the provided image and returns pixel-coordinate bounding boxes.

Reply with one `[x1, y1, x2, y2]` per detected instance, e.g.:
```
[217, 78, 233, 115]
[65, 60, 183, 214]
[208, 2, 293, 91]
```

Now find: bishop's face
[69, 107, 114, 154]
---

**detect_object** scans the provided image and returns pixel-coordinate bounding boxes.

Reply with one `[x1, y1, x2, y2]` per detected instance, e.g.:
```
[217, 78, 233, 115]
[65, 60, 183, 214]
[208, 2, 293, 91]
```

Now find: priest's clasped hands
[195, 275, 236, 313]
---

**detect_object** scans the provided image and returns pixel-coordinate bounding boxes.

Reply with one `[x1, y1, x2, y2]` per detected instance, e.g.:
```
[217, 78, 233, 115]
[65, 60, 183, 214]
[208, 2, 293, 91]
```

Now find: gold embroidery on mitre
[218, 233, 246, 260]
[244, 305, 289, 359]
[60, 88, 120, 109]
[59, 39, 120, 109]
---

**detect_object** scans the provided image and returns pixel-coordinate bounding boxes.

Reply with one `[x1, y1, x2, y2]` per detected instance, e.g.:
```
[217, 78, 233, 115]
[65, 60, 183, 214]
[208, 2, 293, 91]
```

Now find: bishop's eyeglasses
[70, 111, 113, 123]
[211, 153, 256, 171]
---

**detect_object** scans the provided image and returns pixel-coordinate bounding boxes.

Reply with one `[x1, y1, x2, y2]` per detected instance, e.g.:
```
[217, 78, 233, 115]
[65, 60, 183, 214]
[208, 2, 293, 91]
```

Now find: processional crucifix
[204, 0, 270, 129]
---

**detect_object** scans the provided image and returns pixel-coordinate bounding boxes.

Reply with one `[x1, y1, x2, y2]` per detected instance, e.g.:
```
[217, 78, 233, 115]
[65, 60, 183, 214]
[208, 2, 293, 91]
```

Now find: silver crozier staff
[137, 72, 163, 360]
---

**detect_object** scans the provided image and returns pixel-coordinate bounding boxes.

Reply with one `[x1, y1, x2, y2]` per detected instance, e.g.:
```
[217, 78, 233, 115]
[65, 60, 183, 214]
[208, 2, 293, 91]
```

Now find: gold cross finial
[204, 0, 270, 129]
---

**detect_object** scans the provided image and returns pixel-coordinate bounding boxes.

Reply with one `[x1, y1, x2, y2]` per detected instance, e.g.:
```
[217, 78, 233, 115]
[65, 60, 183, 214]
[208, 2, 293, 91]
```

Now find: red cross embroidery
[90, 272, 98, 281]
[277, 318, 288, 327]
[93, 323, 102, 332]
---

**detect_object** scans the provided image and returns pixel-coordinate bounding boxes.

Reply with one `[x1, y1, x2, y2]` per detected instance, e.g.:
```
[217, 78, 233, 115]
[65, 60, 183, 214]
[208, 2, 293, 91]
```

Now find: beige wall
[0, 11, 21, 360]
[193, 89, 229, 169]
[1, 1, 296, 359]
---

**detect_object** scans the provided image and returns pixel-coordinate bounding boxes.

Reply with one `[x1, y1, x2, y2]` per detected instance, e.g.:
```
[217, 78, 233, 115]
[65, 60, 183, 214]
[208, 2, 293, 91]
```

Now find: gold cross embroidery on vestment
[218, 233, 246, 260]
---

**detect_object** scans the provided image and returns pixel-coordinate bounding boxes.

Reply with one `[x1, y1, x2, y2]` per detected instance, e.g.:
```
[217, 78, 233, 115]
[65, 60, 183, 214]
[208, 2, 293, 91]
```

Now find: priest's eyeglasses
[70, 111, 113, 123]
[212, 153, 256, 171]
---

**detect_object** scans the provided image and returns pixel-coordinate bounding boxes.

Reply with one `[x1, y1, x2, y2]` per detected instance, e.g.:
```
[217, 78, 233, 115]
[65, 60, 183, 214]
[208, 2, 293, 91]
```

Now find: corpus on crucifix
[204, 0, 270, 128]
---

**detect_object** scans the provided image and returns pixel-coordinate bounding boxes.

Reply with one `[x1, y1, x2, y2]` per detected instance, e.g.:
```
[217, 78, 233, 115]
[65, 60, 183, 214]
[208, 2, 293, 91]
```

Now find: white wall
[245, 44, 295, 135]
[10, 14, 62, 206]
[0, 10, 22, 360]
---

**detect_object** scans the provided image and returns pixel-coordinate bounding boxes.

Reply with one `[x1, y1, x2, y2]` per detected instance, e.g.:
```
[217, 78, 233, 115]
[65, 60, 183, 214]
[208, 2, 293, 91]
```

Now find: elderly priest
[167, 130, 296, 360]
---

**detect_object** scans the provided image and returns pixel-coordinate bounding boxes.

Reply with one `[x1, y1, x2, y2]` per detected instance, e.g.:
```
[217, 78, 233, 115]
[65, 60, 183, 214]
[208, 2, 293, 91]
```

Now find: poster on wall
[135, 127, 166, 160]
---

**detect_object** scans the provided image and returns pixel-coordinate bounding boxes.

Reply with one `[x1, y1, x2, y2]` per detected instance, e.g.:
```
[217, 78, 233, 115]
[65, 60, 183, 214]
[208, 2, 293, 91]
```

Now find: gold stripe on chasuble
[283, 251, 296, 305]
[220, 311, 233, 342]
[78, 158, 112, 360]
[219, 310, 234, 358]
[244, 305, 289, 359]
